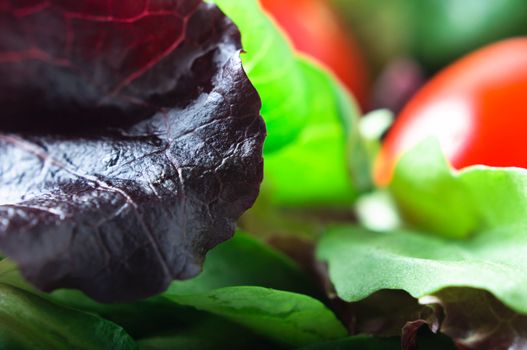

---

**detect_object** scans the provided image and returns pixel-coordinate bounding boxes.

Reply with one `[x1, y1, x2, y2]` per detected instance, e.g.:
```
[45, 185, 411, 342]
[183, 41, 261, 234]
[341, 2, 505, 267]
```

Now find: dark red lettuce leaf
[391, 288, 527, 350]
[0, 0, 265, 302]
[327, 290, 441, 350]
[420, 288, 527, 350]
[338, 288, 527, 350]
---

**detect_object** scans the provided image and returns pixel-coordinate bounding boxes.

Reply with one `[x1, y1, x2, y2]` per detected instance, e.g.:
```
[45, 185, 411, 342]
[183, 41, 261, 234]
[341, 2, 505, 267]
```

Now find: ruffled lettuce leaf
[214, 0, 369, 210]
[0, 0, 265, 302]
[318, 141, 527, 348]
[261, 57, 365, 208]
[389, 139, 527, 239]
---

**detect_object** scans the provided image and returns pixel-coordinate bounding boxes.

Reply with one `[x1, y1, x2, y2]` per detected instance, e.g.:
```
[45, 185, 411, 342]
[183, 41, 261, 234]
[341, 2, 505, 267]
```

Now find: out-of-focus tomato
[375, 38, 527, 185]
[259, 0, 368, 107]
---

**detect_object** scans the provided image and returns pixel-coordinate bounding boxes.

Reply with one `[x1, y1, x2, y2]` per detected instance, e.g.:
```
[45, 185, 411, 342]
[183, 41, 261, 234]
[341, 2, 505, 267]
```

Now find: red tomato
[260, 0, 368, 108]
[375, 38, 527, 186]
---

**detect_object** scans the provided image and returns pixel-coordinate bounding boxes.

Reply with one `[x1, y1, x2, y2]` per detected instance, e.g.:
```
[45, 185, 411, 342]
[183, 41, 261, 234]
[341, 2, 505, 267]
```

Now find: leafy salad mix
[0, 0, 524, 349]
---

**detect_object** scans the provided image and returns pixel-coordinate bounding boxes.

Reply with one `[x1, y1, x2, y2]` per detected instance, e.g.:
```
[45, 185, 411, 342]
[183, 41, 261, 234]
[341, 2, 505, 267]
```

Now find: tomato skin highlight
[375, 38, 527, 185]
[259, 0, 368, 107]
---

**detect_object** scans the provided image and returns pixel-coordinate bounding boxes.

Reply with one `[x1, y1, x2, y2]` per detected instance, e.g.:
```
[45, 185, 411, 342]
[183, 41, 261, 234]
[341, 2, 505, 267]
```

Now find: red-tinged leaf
[337, 288, 527, 350]
[421, 288, 527, 350]
[1, 0, 204, 129]
[0, 1, 265, 302]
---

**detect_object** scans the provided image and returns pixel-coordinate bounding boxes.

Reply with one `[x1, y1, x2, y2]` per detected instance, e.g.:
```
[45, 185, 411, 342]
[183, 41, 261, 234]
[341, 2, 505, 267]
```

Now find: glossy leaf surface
[0, 0, 265, 302]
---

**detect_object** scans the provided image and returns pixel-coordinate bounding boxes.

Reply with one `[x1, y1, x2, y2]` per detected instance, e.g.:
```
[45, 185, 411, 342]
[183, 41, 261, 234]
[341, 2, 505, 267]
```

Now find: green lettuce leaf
[166, 286, 346, 347]
[239, 57, 366, 238]
[317, 224, 527, 312]
[214, 0, 370, 208]
[0, 282, 136, 350]
[164, 232, 318, 296]
[163, 232, 347, 347]
[389, 139, 527, 239]
[261, 57, 363, 207]
[317, 141, 527, 348]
